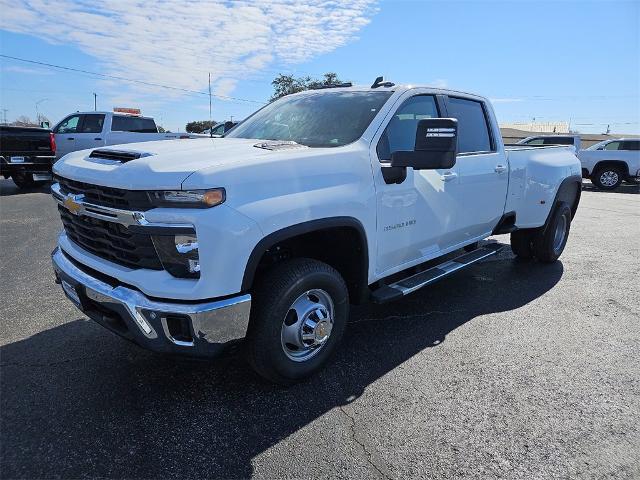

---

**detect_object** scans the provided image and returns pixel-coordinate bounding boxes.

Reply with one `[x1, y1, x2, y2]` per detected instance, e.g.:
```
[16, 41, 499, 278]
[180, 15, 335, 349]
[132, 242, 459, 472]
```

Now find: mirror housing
[390, 118, 458, 170]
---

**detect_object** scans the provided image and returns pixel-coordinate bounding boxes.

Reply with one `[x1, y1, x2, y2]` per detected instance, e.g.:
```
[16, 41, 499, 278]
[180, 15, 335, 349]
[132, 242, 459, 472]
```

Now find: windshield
[226, 91, 393, 148]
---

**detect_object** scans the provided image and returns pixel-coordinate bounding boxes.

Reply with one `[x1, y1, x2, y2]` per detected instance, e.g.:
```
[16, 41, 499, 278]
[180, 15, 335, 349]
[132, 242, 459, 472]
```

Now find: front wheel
[246, 258, 349, 385]
[533, 202, 572, 263]
[591, 166, 623, 190]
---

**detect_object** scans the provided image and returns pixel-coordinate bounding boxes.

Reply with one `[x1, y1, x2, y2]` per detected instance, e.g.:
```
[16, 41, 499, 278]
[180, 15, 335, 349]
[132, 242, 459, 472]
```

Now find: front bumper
[52, 247, 252, 357]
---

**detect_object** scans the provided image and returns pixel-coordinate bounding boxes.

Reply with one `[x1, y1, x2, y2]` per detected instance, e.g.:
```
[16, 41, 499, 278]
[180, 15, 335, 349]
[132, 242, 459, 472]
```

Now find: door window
[524, 138, 544, 145]
[446, 97, 493, 154]
[80, 114, 105, 133]
[376, 95, 439, 161]
[604, 141, 622, 150]
[54, 115, 81, 134]
[620, 140, 640, 151]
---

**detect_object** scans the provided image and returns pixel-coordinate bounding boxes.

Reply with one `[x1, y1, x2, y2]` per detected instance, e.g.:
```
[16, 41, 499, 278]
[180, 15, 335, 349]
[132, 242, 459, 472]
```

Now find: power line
[0, 54, 267, 105]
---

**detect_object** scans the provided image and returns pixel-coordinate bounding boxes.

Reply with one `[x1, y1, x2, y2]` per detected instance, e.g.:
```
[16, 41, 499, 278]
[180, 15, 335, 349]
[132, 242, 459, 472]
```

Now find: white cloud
[0, 0, 378, 102]
[2, 65, 53, 75]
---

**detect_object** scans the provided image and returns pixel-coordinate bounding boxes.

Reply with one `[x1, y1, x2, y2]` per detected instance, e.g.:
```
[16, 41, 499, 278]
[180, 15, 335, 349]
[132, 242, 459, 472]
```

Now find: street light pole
[35, 98, 48, 124]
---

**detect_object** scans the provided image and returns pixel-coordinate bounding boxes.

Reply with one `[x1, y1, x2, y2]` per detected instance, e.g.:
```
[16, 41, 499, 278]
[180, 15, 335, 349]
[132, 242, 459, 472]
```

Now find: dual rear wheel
[510, 202, 572, 263]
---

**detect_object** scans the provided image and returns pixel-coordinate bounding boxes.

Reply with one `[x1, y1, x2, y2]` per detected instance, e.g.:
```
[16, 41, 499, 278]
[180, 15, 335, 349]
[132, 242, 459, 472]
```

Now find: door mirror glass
[40, 121, 50, 129]
[390, 118, 458, 170]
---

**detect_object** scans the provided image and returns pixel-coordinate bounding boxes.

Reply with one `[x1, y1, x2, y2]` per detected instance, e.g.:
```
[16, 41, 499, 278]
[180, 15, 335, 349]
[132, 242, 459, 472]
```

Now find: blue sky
[1, 0, 638, 134]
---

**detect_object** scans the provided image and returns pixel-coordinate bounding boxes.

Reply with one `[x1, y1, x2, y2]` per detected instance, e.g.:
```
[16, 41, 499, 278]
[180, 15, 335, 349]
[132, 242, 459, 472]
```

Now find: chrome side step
[371, 243, 504, 304]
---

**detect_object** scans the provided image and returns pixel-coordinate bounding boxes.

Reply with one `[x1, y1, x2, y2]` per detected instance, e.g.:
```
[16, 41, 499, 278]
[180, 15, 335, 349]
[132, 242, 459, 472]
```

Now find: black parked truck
[0, 125, 57, 189]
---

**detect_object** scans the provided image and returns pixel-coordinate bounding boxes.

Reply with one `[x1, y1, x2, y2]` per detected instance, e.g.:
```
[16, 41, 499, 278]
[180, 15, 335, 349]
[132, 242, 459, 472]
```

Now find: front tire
[246, 258, 349, 385]
[591, 166, 623, 190]
[532, 202, 572, 263]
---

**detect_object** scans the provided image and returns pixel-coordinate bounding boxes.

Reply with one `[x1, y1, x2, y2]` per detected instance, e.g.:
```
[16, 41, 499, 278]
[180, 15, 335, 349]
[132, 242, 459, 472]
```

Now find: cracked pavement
[1, 179, 639, 479]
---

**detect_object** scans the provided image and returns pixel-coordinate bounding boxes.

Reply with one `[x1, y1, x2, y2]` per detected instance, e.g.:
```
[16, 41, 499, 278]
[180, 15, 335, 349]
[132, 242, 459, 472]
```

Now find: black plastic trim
[241, 217, 369, 294]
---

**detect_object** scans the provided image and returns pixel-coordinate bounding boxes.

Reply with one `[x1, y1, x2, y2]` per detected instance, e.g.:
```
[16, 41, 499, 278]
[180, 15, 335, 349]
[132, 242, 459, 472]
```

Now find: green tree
[270, 72, 345, 101]
[185, 120, 217, 134]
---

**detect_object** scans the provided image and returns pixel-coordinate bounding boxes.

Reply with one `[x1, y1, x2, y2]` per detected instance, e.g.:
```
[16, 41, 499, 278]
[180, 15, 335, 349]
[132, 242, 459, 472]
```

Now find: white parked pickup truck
[50, 81, 582, 384]
[53, 111, 198, 158]
[578, 138, 640, 190]
[517, 134, 581, 151]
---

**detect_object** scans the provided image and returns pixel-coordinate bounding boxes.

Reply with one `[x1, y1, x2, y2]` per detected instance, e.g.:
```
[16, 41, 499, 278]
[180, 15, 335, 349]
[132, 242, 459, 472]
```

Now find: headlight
[151, 233, 200, 278]
[148, 188, 225, 208]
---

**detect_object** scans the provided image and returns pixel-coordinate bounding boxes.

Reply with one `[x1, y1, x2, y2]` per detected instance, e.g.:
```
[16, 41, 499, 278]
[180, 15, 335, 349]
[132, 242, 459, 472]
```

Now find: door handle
[441, 172, 458, 182]
[67, 137, 75, 140]
[94, 137, 102, 140]
[495, 164, 507, 173]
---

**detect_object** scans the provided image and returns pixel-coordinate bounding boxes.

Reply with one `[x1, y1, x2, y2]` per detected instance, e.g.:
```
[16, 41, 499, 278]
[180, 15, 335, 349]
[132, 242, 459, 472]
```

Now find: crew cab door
[73, 114, 106, 151]
[371, 91, 461, 275]
[53, 114, 82, 158]
[444, 96, 508, 240]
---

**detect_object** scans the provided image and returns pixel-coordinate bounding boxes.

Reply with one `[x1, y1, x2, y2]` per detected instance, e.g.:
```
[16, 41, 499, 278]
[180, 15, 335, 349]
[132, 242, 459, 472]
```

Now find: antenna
[371, 76, 395, 88]
[208, 73, 212, 125]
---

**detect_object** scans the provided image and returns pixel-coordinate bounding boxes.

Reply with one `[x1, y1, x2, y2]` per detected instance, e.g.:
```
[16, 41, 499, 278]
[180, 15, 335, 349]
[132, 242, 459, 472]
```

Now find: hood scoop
[88, 149, 153, 164]
[253, 140, 307, 151]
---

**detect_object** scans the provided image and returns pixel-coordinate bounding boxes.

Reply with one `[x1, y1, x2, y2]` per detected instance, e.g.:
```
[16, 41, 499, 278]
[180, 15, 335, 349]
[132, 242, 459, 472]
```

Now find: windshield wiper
[253, 140, 307, 151]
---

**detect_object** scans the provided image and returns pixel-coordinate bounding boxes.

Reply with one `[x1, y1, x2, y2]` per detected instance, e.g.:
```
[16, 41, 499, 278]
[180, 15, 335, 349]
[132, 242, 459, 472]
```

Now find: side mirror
[390, 118, 458, 170]
[40, 121, 50, 129]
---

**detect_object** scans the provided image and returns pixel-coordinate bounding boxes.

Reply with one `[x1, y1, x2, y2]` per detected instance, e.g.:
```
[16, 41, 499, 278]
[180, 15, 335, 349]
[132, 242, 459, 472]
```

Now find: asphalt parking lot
[1, 178, 638, 479]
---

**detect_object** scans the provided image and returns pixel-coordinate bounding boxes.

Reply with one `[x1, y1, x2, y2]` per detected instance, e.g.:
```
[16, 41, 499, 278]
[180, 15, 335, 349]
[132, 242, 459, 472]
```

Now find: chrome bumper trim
[52, 247, 251, 354]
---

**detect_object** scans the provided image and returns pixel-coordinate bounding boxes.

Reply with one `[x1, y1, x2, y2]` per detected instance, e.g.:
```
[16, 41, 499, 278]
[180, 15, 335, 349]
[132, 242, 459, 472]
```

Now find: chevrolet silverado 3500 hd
[51, 82, 582, 384]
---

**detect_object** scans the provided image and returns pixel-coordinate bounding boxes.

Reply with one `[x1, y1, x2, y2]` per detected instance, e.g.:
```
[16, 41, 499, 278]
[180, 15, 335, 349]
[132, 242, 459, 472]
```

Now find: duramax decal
[384, 220, 416, 232]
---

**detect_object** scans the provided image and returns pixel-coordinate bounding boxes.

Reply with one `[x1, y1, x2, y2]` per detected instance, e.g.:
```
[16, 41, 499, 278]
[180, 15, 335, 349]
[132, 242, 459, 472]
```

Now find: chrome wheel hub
[600, 171, 619, 187]
[553, 214, 567, 252]
[281, 289, 334, 362]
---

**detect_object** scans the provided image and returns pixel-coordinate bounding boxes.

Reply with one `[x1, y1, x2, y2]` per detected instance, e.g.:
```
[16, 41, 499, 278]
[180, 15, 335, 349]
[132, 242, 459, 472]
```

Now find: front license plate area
[10, 156, 25, 163]
[61, 280, 81, 307]
[33, 173, 52, 181]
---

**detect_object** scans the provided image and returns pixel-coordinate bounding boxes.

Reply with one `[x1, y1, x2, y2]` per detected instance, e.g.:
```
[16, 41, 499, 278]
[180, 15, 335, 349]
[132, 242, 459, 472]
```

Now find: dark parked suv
[0, 125, 56, 189]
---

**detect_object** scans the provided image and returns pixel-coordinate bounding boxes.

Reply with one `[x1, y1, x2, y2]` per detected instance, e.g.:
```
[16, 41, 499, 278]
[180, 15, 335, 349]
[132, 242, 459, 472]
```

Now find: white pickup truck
[53, 111, 197, 158]
[578, 138, 640, 190]
[50, 82, 582, 384]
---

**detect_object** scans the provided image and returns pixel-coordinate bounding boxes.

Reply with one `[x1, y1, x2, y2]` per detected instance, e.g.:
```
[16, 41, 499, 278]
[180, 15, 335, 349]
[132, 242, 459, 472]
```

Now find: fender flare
[241, 216, 369, 294]
[543, 174, 582, 232]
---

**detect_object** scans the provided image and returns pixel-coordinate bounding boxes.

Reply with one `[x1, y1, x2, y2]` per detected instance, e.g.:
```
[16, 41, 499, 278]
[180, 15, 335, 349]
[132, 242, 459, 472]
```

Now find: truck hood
[52, 138, 300, 190]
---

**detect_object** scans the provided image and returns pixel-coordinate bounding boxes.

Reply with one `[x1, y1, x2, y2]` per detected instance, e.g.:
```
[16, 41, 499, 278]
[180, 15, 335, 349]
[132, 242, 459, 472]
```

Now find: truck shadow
[1, 256, 563, 479]
[0, 178, 51, 196]
[581, 181, 639, 195]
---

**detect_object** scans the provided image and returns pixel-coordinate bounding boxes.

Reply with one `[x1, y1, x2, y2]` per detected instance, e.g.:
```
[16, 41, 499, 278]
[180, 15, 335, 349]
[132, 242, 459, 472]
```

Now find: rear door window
[80, 114, 105, 133]
[542, 137, 573, 145]
[111, 116, 157, 133]
[524, 138, 544, 145]
[620, 140, 640, 151]
[446, 97, 493, 154]
[604, 141, 622, 150]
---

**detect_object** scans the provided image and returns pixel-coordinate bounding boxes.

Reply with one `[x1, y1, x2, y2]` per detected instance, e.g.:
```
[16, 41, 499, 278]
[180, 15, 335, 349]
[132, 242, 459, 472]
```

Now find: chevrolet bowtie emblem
[63, 194, 84, 215]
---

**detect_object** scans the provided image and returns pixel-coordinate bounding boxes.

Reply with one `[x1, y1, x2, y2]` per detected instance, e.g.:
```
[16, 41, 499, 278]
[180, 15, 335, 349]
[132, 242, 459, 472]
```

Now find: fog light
[152, 232, 200, 278]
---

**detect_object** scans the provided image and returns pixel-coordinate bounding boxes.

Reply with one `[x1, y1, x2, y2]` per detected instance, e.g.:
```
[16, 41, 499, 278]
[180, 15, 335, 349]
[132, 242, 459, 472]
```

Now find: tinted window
[542, 137, 573, 145]
[604, 141, 621, 151]
[524, 138, 544, 145]
[55, 115, 81, 134]
[620, 140, 640, 151]
[376, 95, 439, 161]
[447, 97, 492, 153]
[111, 116, 157, 133]
[80, 114, 105, 133]
[226, 91, 392, 148]
[211, 124, 226, 135]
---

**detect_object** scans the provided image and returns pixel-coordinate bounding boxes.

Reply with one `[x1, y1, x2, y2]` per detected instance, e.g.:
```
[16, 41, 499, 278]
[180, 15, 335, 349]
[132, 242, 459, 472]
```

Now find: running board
[371, 243, 504, 304]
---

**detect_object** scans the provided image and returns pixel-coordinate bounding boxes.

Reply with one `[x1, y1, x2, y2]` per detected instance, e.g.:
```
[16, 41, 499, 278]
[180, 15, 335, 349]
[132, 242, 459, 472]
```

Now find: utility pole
[1, 109, 8, 124]
[93, 93, 97, 111]
[208, 73, 212, 125]
[35, 98, 48, 124]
